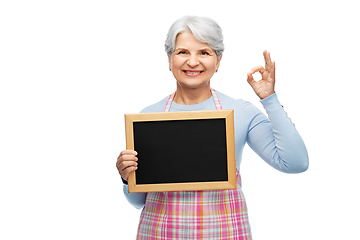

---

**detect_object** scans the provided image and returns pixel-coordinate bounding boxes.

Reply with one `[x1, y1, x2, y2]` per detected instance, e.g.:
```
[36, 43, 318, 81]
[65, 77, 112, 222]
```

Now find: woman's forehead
[175, 32, 212, 51]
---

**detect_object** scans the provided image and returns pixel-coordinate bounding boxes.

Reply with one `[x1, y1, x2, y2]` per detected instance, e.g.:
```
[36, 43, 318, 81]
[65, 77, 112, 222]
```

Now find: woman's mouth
[183, 70, 204, 76]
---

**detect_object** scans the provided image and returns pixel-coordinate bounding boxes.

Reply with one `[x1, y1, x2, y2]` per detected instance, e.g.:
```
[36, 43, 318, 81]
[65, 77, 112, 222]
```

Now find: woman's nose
[187, 55, 199, 67]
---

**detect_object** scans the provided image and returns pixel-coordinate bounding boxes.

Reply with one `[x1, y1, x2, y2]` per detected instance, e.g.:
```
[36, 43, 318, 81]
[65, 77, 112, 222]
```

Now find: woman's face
[169, 31, 221, 90]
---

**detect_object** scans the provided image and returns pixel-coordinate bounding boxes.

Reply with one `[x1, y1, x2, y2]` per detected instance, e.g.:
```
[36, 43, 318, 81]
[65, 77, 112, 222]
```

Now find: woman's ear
[168, 53, 172, 71]
[215, 54, 223, 72]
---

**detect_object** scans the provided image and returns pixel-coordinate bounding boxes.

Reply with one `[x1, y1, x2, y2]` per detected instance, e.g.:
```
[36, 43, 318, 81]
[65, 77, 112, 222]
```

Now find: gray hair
[165, 15, 224, 58]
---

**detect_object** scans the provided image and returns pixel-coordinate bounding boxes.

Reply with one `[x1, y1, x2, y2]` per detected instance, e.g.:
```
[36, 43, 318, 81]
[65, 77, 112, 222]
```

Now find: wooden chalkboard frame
[124, 110, 236, 193]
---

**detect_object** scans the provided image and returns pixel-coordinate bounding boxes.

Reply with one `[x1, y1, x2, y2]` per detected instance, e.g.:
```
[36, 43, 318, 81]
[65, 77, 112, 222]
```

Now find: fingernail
[133, 151, 138, 156]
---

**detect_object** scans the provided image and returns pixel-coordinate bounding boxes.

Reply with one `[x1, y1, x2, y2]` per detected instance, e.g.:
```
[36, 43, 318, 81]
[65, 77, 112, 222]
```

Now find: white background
[1, 0, 359, 239]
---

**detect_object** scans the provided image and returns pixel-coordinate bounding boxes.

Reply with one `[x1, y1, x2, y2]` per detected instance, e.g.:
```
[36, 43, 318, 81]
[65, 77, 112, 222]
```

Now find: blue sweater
[122, 92, 309, 209]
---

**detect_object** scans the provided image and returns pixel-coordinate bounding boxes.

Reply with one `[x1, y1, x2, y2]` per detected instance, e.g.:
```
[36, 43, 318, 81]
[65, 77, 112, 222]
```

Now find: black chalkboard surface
[125, 110, 236, 193]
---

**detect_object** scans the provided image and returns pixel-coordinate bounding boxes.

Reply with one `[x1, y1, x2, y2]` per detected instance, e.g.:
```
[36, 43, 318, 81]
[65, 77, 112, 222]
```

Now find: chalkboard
[125, 110, 236, 193]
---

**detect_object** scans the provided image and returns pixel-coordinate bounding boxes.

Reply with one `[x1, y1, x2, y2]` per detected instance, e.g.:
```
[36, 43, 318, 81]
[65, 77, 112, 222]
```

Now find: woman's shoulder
[140, 95, 170, 113]
[216, 90, 265, 122]
[216, 90, 252, 109]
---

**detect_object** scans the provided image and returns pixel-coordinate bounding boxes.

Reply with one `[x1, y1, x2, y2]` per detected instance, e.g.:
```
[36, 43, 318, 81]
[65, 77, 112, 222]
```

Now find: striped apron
[136, 89, 252, 239]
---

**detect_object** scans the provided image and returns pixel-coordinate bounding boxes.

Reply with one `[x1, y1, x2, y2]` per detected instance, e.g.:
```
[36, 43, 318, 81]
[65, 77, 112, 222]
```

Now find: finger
[272, 60, 275, 73]
[247, 72, 254, 83]
[118, 160, 138, 172]
[263, 50, 272, 71]
[263, 50, 272, 64]
[119, 150, 138, 156]
[120, 154, 138, 162]
[120, 160, 138, 170]
[118, 150, 138, 159]
[249, 66, 265, 75]
[247, 72, 257, 87]
[116, 155, 138, 171]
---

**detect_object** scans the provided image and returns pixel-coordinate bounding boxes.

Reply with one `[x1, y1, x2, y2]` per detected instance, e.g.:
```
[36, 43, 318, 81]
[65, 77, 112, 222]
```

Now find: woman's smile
[183, 70, 204, 76]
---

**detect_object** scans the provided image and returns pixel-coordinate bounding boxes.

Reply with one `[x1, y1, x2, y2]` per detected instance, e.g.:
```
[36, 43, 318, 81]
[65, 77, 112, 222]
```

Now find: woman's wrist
[121, 177, 128, 185]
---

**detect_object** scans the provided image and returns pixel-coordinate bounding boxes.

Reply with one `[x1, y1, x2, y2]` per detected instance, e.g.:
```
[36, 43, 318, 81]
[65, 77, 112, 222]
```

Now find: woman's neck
[173, 85, 212, 105]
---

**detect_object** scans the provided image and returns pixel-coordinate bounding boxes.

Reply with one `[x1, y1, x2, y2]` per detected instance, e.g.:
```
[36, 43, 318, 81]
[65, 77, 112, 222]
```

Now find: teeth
[185, 71, 202, 74]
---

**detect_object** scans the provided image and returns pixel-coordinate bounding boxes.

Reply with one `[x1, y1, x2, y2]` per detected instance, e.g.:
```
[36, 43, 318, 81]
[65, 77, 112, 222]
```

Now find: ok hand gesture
[247, 50, 276, 100]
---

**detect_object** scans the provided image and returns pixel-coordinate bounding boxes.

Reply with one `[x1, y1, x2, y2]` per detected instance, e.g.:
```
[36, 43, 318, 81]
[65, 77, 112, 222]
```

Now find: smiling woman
[169, 31, 222, 105]
[116, 15, 309, 239]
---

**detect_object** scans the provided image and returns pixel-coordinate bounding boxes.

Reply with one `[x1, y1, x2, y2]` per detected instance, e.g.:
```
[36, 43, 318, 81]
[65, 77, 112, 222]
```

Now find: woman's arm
[245, 51, 308, 173]
[246, 93, 308, 173]
[122, 184, 147, 209]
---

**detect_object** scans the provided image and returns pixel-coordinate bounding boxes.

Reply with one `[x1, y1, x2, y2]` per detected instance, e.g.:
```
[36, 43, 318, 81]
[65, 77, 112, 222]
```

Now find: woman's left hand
[247, 50, 275, 100]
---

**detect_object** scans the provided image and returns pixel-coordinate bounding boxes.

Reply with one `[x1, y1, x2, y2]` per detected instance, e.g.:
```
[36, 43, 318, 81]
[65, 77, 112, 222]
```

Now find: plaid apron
[136, 89, 252, 239]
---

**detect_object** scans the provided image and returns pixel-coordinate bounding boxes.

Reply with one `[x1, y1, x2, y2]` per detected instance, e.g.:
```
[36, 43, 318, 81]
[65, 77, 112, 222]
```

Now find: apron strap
[164, 88, 222, 112]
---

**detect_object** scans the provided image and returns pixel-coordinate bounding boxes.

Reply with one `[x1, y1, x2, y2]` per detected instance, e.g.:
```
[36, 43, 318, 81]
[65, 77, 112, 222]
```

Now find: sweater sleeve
[122, 183, 147, 209]
[246, 93, 309, 173]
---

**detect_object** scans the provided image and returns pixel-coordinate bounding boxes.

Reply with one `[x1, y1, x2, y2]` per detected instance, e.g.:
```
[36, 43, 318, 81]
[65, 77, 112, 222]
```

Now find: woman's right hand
[116, 150, 138, 181]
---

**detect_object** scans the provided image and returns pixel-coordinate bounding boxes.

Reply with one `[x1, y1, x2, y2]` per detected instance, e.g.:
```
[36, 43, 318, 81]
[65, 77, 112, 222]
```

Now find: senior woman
[117, 15, 308, 239]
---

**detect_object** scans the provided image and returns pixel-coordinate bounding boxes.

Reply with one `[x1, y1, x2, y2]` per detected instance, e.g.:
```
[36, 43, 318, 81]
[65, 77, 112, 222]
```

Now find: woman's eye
[178, 51, 187, 54]
[200, 51, 209, 55]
